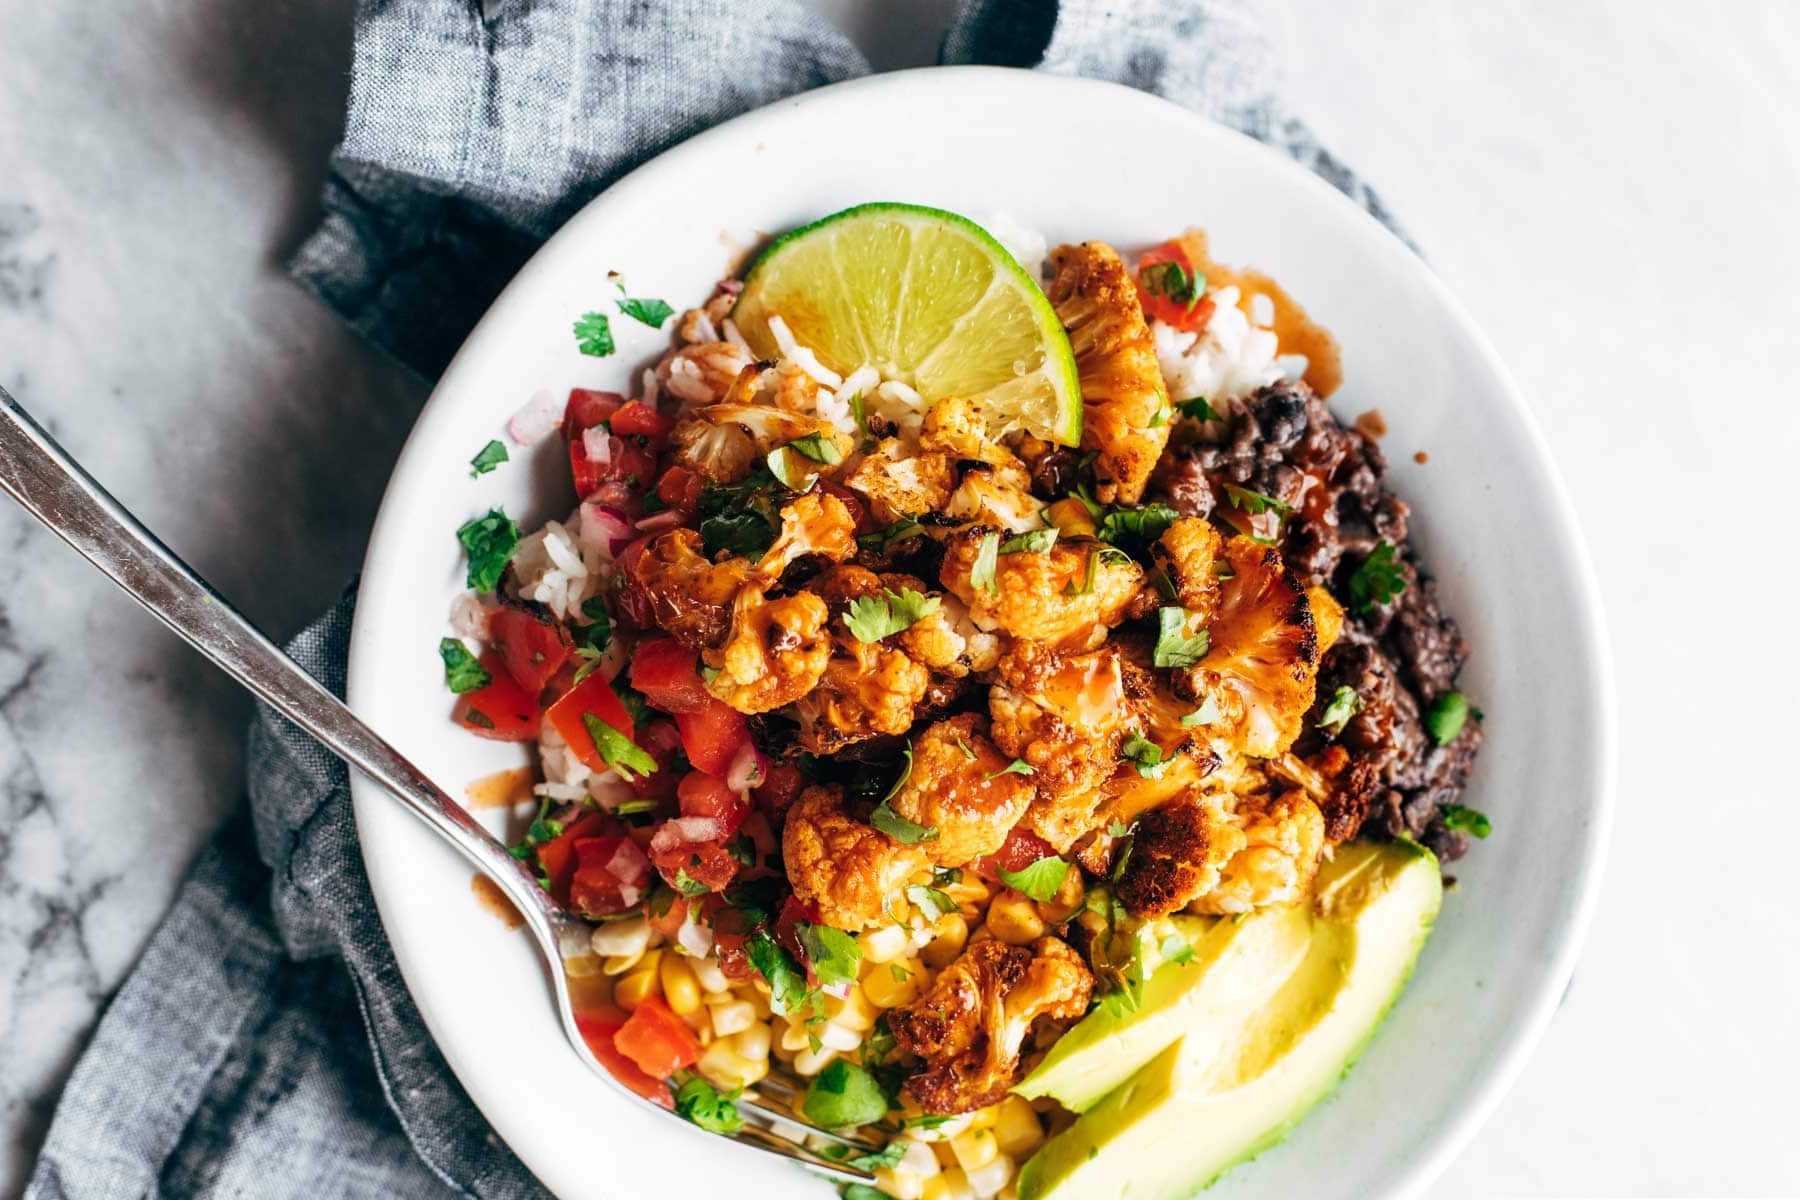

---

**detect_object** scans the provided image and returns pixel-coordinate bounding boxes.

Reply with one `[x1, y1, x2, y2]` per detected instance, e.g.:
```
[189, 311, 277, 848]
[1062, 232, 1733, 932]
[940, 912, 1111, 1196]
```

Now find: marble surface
[0, 1, 1795, 1196]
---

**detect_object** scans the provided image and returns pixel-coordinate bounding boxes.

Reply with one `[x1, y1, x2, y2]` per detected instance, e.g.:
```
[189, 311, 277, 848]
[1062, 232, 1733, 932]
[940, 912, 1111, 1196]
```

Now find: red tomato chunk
[452, 652, 540, 741]
[573, 1010, 672, 1108]
[612, 996, 700, 1079]
[544, 671, 640, 775]
[489, 605, 573, 695]
[629, 637, 710, 714]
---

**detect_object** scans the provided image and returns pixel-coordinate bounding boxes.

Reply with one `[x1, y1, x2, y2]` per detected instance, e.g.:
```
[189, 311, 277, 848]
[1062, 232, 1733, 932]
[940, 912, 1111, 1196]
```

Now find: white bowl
[347, 66, 1614, 1200]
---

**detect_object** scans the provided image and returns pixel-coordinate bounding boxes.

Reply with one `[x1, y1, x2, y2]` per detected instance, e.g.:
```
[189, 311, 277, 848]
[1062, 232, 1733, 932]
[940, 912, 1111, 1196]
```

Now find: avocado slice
[1016, 840, 1443, 1200]
[1015, 908, 1313, 1113]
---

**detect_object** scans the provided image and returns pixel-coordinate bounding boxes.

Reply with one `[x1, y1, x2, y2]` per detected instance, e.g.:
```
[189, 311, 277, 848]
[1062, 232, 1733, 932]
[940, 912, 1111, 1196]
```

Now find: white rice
[507, 517, 604, 622]
[639, 367, 660, 411]
[866, 378, 928, 438]
[1152, 284, 1284, 407]
[720, 317, 751, 352]
[979, 211, 1049, 281]
[766, 314, 844, 389]
[664, 354, 714, 405]
[819, 364, 878, 437]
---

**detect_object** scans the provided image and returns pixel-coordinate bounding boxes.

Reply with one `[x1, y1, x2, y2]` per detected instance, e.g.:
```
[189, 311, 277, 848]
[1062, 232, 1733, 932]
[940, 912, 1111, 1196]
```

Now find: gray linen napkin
[26, 3, 1404, 1197]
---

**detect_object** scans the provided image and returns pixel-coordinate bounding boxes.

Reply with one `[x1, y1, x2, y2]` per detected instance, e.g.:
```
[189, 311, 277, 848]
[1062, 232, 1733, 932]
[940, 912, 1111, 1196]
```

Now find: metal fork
[0, 385, 883, 1185]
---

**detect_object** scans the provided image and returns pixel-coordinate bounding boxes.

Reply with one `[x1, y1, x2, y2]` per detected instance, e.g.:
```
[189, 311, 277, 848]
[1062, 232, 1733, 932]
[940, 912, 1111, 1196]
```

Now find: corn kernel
[875, 1168, 925, 1200]
[690, 955, 730, 994]
[792, 1045, 836, 1076]
[590, 915, 651, 959]
[562, 952, 602, 979]
[606, 945, 660, 978]
[708, 999, 757, 1037]
[833, 984, 879, 1032]
[731, 1023, 772, 1061]
[966, 1105, 998, 1131]
[984, 891, 1045, 946]
[1045, 497, 1097, 537]
[921, 914, 969, 969]
[739, 985, 773, 1019]
[931, 1141, 960, 1170]
[697, 1039, 758, 1092]
[991, 1097, 1044, 1158]
[614, 963, 662, 1011]
[964, 1154, 1014, 1199]
[863, 924, 910, 964]
[899, 1139, 941, 1175]
[778, 1018, 814, 1054]
[996, 1186, 1018, 1200]
[923, 1166, 975, 1200]
[1036, 868, 1087, 925]
[818, 1021, 861, 1052]
[951, 1128, 998, 1172]
[660, 955, 704, 1019]
[863, 961, 924, 1008]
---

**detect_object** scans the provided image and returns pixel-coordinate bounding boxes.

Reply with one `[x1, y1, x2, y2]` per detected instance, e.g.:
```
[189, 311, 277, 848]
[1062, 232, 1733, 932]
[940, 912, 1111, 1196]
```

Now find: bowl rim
[346, 64, 1616, 1199]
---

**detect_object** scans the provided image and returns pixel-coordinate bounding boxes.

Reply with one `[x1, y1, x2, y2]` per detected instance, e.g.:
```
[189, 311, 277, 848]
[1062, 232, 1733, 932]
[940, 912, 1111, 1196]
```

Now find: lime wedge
[731, 203, 1082, 446]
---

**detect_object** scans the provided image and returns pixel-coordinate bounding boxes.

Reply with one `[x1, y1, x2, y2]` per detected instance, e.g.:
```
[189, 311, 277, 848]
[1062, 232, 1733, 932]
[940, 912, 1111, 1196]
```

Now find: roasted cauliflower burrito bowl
[441, 204, 1487, 1200]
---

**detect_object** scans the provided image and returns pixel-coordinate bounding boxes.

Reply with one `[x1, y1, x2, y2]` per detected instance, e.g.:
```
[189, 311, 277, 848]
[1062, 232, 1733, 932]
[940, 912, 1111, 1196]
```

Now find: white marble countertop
[1, 1, 1795, 1196]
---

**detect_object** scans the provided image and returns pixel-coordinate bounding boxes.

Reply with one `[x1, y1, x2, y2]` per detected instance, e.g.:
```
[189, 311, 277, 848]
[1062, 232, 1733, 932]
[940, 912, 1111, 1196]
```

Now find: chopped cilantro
[1319, 685, 1362, 734]
[1348, 540, 1407, 612]
[581, 712, 658, 781]
[985, 758, 1035, 779]
[1064, 548, 1098, 597]
[616, 295, 674, 329]
[671, 867, 710, 897]
[799, 923, 862, 988]
[1147, 402, 1169, 428]
[573, 596, 612, 654]
[673, 1075, 743, 1134]
[1097, 502, 1180, 547]
[801, 1060, 888, 1129]
[698, 470, 782, 558]
[842, 588, 941, 643]
[870, 801, 937, 845]
[460, 707, 496, 730]
[905, 884, 956, 921]
[456, 508, 520, 593]
[437, 638, 490, 694]
[727, 834, 757, 865]
[1120, 733, 1167, 779]
[822, 1144, 908, 1172]
[889, 963, 912, 984]
[1180, 696, 1222, 727]
[998, 855, 1070, 902]
[999, 528, 1058, 554]
[468, 440, 508, 477]
[882, 745, 914, 802]
[951, 736, 977, 761]
[613, 797, 657, 817]
[1152, 607, 1210, 668]
[1177, 396, 1222, 422]
[748, 930, 813, 1017]
[1426, 690, 1471, 745]
[857, 515, 924, 554]
[1440, 802, 1492, 838]
[572, 311, 615, 357]
[1140, 259, 1206, 310]
[970, 531, 1000, 593]
[1221, 483, 1293, 517]
[786, 432, 843, 465]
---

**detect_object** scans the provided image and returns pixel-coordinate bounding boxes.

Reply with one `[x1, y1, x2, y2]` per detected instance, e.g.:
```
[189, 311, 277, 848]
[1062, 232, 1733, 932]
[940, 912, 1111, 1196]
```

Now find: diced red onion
[725, 742, 767, 793]
[506, 389, 562, 445]
[677, 910, 715, 958]
[606, 838, 650, 886]
[718, 279, 744, 296]
[821, 981, 852, 999]
[580, 502, 634, 557]
[633, 509, 684, 534]
[582, 425, 614, 464]
[649, 816, 726, 853]
[616, 882, 644, 909]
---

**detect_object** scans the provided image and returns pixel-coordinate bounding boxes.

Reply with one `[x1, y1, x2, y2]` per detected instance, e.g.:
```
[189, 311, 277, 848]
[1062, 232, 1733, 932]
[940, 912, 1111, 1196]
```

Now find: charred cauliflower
[1155, 517, 1225, 623]
[886, 713, 1036, 867]
[888, 936, 1093, 1114]
[701, 583, 830, 714]
[1113, 786, 1326, 918]
[782, 784, 930, 931]
[844, 440, 956, 524]
[940, 529, 1142, 649]
[626, 528, 754, 650]
[1045, 242, 1170, 505]
[755, 490, 857, 579]
[792, 567, 932, 753]
[1191, 536, 1322, 759]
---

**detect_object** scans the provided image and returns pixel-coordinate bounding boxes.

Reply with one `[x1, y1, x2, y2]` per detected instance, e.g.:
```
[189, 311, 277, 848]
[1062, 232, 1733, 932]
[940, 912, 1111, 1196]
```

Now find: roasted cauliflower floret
[897, 590, 1001, 678]
[844, 439, 956, 524]
[887, 714, 1036, 867]
[793, 566, 932, 753]
[1190, 536, 1321, 759]
[701, 583, 830, 714]
[625, 528, 754, 650]
[889, 936, 1093, 1114]
[782, 785, 930, 931]
[940, 529, 1142, 649]
[1155, 517, 1224, 623]
[668, 362, 848, 484]
[1046, 242, 1170, 505]
[989, 642, 1137, 850]
[944, 463, 1047, 533]
[755, 490, 857, 579]
[659, 338, 755, 409]
[1113, 787, 1326, 918]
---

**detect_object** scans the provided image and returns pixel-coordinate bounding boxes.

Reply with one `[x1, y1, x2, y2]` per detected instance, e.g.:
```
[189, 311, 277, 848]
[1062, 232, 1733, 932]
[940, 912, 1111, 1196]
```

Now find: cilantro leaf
[1152, 607, 1210, 668]
[786, 432, 843, 465]
[842, 588, 942, 644]
[801, 1060, 889, 1129]
[1097, 502, 1179, 546]
[581, 713, 658, 781]
[670, 867, 710, 897]
[1140, 259, 1206, 310]
[1176, 396, 1222, 423]
[970, 532, 1000, 593]
[799, 923, 862, 988]
[573, 311, 615, 357]
[1221, 483, 1293, 517]
[1319, 685, 1363, 734]
[857, 515, 923, 554]
[748, 931, 813, 1017]
[437, 638, 490, 694]
[1064, 547, 1098, 597]
[1120, 733, 1167, 779]
[998, 855, 1070, 902]
[1180, 696, 1222, 727]
[823, 1143, 908, 1172]
[673, 1075, 744, 1134]
[906, 885, 956, 921]
[870, 801, 937, 845]
[985, 758, 1034, 779]
[457, 508, 520, 593]
[469, 440, 509, 477]
[999, 529, 1058, 554]
[573, 596, 612, 654]
[1426, 690, 1471, 745]
[951, 736, 977, 761]
[698, 470, 781, 558]
[1440, 802, 1492, 838]
[616, 295, 675, 329]
[1348, 540, 1407, 613]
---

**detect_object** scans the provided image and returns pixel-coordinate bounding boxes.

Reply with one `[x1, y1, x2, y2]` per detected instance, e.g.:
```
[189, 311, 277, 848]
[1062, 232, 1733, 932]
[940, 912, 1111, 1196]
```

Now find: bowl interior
[346, 67, 1611, 1200]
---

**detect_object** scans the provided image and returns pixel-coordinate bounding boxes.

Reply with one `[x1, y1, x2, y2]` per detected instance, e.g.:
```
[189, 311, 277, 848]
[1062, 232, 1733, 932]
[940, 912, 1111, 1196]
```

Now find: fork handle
[0, 385, 565, 943]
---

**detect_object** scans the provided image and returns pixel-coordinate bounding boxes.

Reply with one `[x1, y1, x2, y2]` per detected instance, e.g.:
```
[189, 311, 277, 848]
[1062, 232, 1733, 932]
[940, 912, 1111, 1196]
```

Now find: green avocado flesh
[1015, 839, 1443, 1200]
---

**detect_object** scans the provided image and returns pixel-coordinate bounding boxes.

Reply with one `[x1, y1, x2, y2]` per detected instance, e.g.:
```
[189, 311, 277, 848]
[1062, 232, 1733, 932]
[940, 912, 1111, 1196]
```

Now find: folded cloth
[27, 3, 1405, 1197]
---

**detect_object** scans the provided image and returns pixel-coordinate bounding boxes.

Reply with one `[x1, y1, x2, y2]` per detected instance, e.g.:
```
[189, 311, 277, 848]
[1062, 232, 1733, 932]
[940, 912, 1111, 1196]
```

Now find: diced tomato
[535, 811, 614, 905]
[489, 605, 573, 695]
[627, 718, 684, 806]
[774, 894, 820, 964]
[629, 637, 710, 714]
[452, 653, 540, 741]
[647, 778, 747, 895]
[708, 902, 757, 981]
[752, 761, 806, 825]
[654, 465, 705, 517]
[973, 826, 1058, 882]
[645, 894, 690, 942]
[677, 772, 748, 833]
[573, 1010, 673, 1108]
[544, 670, 640, 775]
[612, 996, 701, 1079]
[674, 698, 749, 778]
[615, 537, 657, 630]
[568, 833, 654, 917]
[563, 388, 623, 439]
[609, 400, 672, 441]
[1135, 240, 1217, 334]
